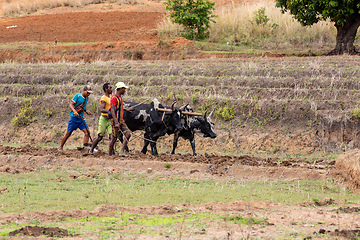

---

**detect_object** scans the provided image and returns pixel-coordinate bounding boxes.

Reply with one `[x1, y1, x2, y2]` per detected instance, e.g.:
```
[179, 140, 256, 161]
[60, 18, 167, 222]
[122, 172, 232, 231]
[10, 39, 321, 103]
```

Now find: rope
[118, 125, 158, 144]
[161, 111, 169, 129]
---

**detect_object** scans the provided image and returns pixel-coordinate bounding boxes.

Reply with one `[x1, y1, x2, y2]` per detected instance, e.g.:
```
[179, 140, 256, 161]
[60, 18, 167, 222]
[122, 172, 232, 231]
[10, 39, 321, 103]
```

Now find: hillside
[1, 57, 360, 155]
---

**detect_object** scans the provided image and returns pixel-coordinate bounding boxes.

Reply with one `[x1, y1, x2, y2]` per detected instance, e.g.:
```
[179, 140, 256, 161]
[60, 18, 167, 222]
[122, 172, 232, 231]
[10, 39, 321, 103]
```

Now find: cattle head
[166, 101, 182, 131]
[196, 110, 216, 138]
[158, 101, 182, 132]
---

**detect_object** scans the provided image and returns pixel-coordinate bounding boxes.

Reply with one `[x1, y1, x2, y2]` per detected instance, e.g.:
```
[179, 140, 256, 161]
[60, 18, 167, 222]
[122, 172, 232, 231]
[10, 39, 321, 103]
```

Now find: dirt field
[1, 1, 360, 239]
[0, 144, 359, 239]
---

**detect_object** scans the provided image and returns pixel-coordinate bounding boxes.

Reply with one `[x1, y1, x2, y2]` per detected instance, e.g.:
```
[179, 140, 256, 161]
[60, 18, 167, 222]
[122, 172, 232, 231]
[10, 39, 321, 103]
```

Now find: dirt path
[0, 144, 332, 180]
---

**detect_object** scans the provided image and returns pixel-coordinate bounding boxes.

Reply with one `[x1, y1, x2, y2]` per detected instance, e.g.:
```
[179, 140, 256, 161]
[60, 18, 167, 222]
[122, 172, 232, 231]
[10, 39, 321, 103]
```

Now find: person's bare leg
[90, 135, 102, 153]
[120, 132, 131, 156]
[81, 128, 90, 145]
[109, 136, 116, 156]
[59, 131, 72, 151]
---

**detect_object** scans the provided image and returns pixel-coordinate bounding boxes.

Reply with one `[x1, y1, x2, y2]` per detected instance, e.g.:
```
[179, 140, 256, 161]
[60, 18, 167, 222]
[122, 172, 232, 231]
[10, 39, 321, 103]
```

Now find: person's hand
[86, 110, 92, 115]
[115, 123, 120, 128]
[74, 111, 79, 117]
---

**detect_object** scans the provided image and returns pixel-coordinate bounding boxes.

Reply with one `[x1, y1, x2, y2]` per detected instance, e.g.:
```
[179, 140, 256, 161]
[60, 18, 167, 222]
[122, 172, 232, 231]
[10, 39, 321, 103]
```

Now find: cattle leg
[189, 137, 197, 156]
[141, 132, 150, 154]
[171, 132, 180, 155]
[150, 137, 159, 156]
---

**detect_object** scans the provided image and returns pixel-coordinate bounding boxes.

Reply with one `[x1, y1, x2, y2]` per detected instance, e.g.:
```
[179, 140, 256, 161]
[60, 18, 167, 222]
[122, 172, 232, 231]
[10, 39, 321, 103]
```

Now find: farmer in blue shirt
[59, 85, 93, 151]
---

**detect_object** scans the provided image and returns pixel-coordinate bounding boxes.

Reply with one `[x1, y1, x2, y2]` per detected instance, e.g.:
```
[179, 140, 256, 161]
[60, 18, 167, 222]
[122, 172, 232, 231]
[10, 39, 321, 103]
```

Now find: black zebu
[122, 99, 182, 156]
[169, 105, 216, 156]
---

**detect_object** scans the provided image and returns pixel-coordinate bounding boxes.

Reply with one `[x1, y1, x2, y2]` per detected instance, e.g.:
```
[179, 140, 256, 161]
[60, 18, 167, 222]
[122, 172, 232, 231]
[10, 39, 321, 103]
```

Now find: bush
[11, 99, 37, 128]
[165, 0, 216, 40]
[215, 104, 236, 121]
[352, 107, 360, 118]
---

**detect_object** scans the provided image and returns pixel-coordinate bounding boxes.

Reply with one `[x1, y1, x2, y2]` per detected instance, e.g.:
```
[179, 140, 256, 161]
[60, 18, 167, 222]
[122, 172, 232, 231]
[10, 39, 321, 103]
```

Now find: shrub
[165, 0, 216, 40]
[11, 99, 38, 128]
[251, 7, 269, 26]
[352, 107, 360, 118]
[215, 104, 236, 121]
[192, 92, 200, 104]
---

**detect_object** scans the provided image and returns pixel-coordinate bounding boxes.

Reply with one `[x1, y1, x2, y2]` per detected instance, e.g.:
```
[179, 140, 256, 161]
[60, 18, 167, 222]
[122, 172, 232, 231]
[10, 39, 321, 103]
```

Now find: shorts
[67, 116, 88, 133]
[97, 115, 112, 136]
[112, 121, 130, 139]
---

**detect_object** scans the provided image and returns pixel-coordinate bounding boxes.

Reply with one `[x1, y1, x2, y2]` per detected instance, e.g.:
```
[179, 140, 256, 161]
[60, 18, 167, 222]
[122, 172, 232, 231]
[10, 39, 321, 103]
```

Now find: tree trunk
[329, 18, 360, 55]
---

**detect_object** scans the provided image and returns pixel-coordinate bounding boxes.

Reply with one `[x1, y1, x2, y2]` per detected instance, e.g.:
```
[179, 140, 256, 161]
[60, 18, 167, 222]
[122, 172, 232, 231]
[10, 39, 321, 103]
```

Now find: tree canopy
[165, 0, 216, 40]
[276, 0, 360, 54]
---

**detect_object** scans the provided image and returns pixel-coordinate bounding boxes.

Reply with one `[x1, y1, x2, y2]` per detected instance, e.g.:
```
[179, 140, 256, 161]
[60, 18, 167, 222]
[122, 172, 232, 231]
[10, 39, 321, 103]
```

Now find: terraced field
[1, 56, 360, 239]
[1, 56, 360, 153]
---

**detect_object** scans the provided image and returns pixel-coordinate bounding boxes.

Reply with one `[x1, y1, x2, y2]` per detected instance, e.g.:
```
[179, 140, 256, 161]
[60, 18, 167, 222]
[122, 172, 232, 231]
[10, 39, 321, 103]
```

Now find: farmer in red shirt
[109, 82, 133, 156]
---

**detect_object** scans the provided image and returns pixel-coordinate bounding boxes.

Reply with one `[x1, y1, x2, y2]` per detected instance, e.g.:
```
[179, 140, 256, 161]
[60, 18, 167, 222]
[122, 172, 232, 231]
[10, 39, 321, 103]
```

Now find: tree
[165, 0, 216, 40]
[276, 0, 360, 54]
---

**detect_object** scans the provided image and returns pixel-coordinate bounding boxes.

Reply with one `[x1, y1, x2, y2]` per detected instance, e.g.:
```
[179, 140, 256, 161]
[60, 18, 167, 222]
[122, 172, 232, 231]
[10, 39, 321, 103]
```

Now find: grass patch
[0, 169, 359, 214]
[0, 210, 267, 238]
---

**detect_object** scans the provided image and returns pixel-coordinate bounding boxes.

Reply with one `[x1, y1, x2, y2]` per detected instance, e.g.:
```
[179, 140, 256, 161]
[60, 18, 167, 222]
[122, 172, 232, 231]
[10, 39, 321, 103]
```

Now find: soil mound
[168, 37, 194, 48]
[9, 226, 73, 237]
[333, 149, 360, 188]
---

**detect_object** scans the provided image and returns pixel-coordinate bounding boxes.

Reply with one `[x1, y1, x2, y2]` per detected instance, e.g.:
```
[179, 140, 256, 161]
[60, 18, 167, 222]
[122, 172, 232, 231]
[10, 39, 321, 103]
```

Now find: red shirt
[110, 94, 124, 124]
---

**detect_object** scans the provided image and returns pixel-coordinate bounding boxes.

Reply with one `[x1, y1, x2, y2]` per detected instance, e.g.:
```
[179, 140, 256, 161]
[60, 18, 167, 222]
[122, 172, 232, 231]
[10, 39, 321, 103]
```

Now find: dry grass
[158, 0, 339, 53]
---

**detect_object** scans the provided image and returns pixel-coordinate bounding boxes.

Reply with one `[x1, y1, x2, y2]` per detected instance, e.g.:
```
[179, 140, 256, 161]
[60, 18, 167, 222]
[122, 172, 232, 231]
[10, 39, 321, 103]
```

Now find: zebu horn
[171, 101, 177, 111]
[203, 111, 207, 120]
[208, 109, 215, 121]
[180, 103, 189, 111]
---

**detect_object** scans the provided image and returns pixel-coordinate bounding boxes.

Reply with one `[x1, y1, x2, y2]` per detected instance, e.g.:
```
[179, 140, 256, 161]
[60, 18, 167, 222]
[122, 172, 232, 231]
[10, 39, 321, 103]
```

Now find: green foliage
[276, 0, 360, 53]
[176, 92, 184, 101]
[250, 7, 278, 29]
[165, 0, 216, 40]
[167, 91, 174, 101]
[275, 0, 360, 27]
[11, 99, 37, 128]
[215, 104, 236, 121]
[164, 163, 171, 168]
[252, 7, 269, 26]
[352, 107, 360, 118]
[192, 92, 200, 104]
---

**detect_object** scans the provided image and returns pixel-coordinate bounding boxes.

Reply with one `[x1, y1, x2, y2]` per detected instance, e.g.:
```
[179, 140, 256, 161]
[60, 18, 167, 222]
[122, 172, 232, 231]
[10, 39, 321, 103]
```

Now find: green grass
[0, 211, 268, 238]
[0, 169, 359, 214]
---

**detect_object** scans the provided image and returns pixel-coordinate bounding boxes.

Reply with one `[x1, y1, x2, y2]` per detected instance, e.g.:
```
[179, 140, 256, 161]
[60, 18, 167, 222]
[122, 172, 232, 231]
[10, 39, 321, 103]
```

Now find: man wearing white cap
[109, 82, 134, 156]
[59, 85, 93, 151]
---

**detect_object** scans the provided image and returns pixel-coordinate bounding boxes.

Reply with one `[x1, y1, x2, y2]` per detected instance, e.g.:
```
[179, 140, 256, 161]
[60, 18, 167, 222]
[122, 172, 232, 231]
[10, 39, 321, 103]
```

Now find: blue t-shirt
[70, 93, 88, 118]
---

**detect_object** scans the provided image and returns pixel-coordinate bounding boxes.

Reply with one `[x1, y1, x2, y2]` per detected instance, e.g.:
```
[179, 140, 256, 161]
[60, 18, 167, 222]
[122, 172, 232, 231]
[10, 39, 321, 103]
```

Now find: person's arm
[111, 104, 119, 127]
[69, 98, 79, 117]
[99, 101, 110, 119]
